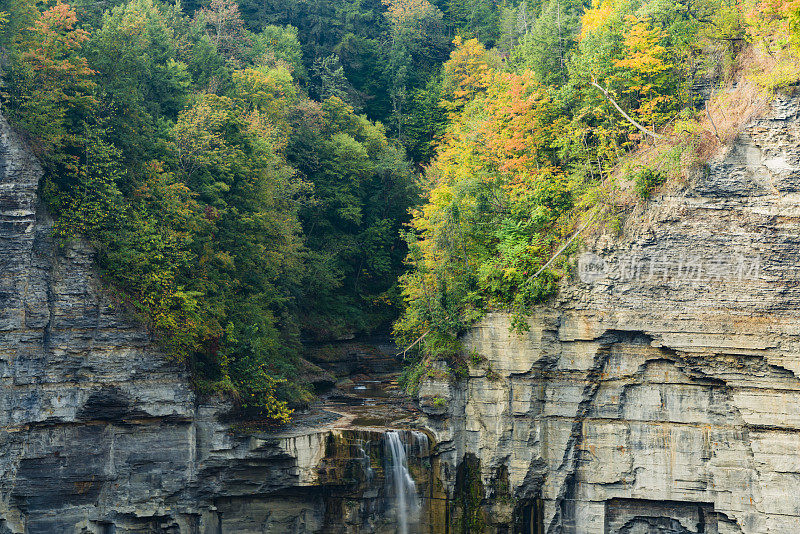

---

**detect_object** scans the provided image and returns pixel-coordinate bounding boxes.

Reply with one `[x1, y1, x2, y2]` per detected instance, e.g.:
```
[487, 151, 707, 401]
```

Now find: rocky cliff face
[0, 117, 441, 533]
[419, 93, 800, 533]
[4, 86, 800, 534]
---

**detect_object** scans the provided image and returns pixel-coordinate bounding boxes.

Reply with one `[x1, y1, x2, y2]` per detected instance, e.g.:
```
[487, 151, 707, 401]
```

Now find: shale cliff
[4, 86, 800, 534]
[0, 116, 440, 533]
[419, 93, 800, 533]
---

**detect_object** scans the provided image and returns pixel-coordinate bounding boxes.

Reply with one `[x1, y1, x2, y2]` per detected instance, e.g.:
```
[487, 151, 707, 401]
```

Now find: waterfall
[411, 431, 429, 457]
[384, 430, 420, 534]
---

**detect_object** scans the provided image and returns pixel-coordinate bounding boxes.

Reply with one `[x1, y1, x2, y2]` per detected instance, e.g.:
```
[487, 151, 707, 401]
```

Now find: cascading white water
[411, 431, 429, 457]
[384, 430, 420, 534]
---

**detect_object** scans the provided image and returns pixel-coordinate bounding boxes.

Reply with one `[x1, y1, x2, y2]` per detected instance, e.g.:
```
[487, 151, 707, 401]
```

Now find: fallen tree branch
[397, 330, 429, 360]
[524, 210, 599, 286]
[590, 78, 663, 140]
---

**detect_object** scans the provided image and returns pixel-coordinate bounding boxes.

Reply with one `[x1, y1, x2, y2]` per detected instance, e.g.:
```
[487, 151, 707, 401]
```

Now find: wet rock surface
[305, 338, 402, 379]
[419, 94, 800, 533]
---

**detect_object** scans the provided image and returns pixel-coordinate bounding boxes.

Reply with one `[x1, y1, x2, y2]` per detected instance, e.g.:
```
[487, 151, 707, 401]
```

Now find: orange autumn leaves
[437, 41, 562, 197]
[14, 2, 96, 150]
[26, 2, 92, 75]
[475, 72, 559, 176]
[395, 38, 571, 345]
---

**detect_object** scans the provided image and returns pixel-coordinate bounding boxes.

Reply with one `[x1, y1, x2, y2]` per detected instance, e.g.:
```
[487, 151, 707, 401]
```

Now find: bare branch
[523, 210, 599, 286]
[590, 78, 664, 140]
[397, 330, 429, 360]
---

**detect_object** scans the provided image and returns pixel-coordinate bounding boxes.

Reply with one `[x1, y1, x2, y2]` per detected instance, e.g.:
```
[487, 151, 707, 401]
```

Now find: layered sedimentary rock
[0, 116, 441, 533]
[4, 81, 800, 533]
[419, 94, 800, 533]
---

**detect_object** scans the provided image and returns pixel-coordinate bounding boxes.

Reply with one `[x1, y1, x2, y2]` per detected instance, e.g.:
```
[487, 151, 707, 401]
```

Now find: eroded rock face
[0, 117, 440, 532]
[0, 113, 204, 532]
[419, 94, 800, 533]
[5, 86, 800, 533]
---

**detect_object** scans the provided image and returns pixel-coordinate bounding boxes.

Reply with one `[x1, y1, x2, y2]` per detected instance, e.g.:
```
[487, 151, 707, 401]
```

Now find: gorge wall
[4, 84, 800, 533]
[0, 116, 441, 533]
[419, 93, 800, 533]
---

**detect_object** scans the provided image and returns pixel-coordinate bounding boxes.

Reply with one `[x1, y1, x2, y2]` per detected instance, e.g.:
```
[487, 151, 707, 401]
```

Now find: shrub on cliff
[633, 168, 666, 199]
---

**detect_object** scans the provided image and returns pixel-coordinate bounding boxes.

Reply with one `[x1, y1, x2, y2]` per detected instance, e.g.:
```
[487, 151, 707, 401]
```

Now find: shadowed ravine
[5, 85, 800, 533]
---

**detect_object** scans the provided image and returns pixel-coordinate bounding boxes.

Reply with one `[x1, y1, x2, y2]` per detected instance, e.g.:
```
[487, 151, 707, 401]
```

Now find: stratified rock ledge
[419, 94, 800, 533]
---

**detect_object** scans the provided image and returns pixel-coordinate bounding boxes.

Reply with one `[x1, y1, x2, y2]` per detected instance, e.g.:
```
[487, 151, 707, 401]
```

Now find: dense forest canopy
[0, 0, 797, 420]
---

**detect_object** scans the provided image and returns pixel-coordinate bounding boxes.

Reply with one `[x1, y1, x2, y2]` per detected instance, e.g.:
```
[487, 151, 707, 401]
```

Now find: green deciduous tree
[288, 96, 415, 338]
